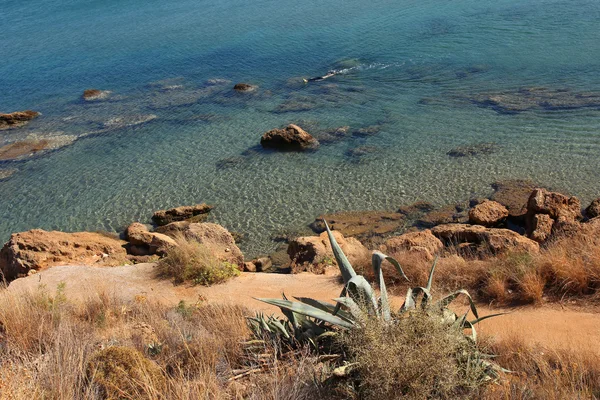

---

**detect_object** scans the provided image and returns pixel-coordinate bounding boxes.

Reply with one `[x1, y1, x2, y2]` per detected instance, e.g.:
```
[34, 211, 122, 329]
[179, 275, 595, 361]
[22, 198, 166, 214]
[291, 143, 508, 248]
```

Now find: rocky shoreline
[2, 179, 599, 284]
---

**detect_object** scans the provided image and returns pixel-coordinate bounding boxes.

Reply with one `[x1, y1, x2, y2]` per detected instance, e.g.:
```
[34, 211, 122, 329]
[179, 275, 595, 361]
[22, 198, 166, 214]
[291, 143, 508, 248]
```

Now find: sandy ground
[7, 263, 600, 354]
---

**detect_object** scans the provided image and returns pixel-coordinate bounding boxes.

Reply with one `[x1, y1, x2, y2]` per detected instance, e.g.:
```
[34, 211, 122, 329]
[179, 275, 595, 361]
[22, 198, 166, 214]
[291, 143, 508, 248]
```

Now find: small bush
[340, 311, 488, 400]
[86, 346, 165, 399]
[156, 236, 239, 285]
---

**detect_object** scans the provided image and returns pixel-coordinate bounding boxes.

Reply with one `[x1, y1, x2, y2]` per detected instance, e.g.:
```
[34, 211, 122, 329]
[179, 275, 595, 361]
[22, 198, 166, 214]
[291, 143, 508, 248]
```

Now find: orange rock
[179, 223, 244, 267]
[468, 200, 509, 226]
[529, 214, 554, 243]
[0, 229, 127, 280]
[381, 230, 443, 261]
[0, 110, 40, 130]
[260, 124, 319, 151]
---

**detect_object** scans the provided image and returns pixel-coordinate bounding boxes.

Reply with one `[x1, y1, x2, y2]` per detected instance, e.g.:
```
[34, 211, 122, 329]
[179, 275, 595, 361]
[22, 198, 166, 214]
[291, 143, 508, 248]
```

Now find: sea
[1, 0, 600, 257]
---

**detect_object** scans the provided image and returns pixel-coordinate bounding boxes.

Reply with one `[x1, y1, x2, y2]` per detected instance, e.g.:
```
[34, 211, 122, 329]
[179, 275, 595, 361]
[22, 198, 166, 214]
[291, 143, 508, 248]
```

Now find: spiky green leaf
[324, 220, 356, 284]
[256, 298, 354, 329]
[435, 289, 479, 319]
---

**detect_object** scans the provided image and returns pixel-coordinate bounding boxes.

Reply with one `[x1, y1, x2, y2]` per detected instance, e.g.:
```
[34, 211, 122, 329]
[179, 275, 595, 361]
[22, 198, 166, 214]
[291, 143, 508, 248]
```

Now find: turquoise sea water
[1, 0, 600, 256]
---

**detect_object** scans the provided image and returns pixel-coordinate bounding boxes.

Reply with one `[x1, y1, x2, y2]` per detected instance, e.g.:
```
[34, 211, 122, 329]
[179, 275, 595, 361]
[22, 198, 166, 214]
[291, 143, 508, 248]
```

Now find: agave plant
[249, 221, 507, 379]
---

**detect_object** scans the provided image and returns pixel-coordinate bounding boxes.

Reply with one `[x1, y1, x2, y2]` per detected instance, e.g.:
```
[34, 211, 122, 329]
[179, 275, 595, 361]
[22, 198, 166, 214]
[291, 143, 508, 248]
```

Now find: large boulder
[381, 230, 443, 261]
[527, 188, 581, 221]
[585, 199, 600, 219]
[260, 124, 319, 151]
[178, 223, 244, 267]
[152, 203, 213, 226]
[288, 230, 370, 272]
[0, 230, 128, 280]
[0, 110, 40, 130]
[125, 222, 177, 256]
[431, 224, 539, 256]
[468, 200, 508, 226]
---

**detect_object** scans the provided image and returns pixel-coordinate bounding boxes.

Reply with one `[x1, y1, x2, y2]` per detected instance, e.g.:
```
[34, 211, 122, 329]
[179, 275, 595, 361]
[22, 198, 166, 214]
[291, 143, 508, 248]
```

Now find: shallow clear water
[1, 0, 600, 256]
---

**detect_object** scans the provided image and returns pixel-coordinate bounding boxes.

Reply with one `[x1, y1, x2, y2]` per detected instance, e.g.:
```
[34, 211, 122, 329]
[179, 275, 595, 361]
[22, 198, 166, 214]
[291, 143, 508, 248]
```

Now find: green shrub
[156, 236, 239, 285]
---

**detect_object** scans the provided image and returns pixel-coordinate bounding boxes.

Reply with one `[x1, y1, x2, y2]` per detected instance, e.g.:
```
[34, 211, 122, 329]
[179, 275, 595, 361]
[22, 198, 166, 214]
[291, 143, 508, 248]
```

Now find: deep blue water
[1, 0, 600, 256]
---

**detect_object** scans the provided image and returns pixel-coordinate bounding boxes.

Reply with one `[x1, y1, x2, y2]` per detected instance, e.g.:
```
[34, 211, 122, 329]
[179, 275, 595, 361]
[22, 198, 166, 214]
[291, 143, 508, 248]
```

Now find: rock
[447, 143, 497, 157]
[490, 179, 539, 219]
[470, 87, 600, 114]
[0, 134, 78, 161]
[468, 200, 509, 226]
[309, 210, 406, 248]
[585, 199, 600, 219]
[233, 83, 257, 92]
[152, 203, 213, 226]
[274, 100, 316, 113]
[243, 257, 272, 273]
[352, 125, 382, 137]
[415, 204, 468, 228]
[260, 124, 319, 151]
[0, 169, 17, 181]
[381, 230, 443, 261]
[288, 231, 369, 273]
[178, 223, 244, 267]
[82, 89, 111, 101]
[529, 214, 554, 243]
[313, 126, 350, 144]
[527, 188, 581, 221]
[0, 110, 40, 130]
[345, 145, 378, 162]
[431, 224, 539, 256]
[0, 229, 128, 280]
[154, 221, 190, 236]
[125, 223, 177, 256]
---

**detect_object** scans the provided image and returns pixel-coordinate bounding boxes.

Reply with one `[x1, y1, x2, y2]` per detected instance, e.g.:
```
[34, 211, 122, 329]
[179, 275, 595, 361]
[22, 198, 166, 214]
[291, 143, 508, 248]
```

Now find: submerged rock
[260, 124, 319, 151]
[102, 114, 157, 130]
[0, 229, 128, 280]
[0, 169, 17, 180]
[0, 134, 77, 161]
[490, 179, 540, 219]
[447, 143, 497, 157]
[352, 125, 382, 137]
[470, 87, 600, 114]
[415, 204, 469, 228]
[0, 110, 40, 130]
[82, 89, 111, 101]
[152, 203, 213, 226]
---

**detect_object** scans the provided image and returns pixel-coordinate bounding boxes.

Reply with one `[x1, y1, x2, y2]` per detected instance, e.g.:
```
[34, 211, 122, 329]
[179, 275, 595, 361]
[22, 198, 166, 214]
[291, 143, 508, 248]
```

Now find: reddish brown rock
[243, 257, 272, 273]
[178, 222, 244, 267]
[0, 135, 77, 162]
[468, 200, 509, 226]
[0, 110, 40, 130]
[529, 214, 554, 243]
[585, 199, 600, 219]
[527, 188, 581, 221]
[125, 222, 177, 256]
[415, 204, 469, 228]
[82, 89, 111, 101]
[0, 229, 128, 280]
[152, 203, 213, 226]
[288, 230, 369, 272]
[260, 124, 319, 151]
[431, 224, 539, 256]
[381, 230, 443, 261]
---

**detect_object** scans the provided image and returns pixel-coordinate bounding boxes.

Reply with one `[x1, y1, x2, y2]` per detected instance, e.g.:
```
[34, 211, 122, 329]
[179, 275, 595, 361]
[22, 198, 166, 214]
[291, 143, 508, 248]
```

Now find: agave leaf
[294, 297, 354, 323]
[435, 289, 479, 319]
[452, 310, 470, 329]
[401, 288, 416, 312]
[470, 312, 508, 326]
[347, 275, 379, 316]
[256, 298, 354, 329]
[268, 318, 291, 339]
[324, 220, 356, 284]
[333, 297, 365, 321]
[463, 320, 477, 342]
[371, 251, 391, 321]
[426, 257, 438, 291]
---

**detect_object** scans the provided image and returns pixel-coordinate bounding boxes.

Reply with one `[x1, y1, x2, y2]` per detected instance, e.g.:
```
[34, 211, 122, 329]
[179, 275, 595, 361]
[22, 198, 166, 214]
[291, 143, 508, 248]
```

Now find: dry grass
[379, 231, 600, 305]
[156, 235, 240, 285]
[480, 334, 600, 400]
